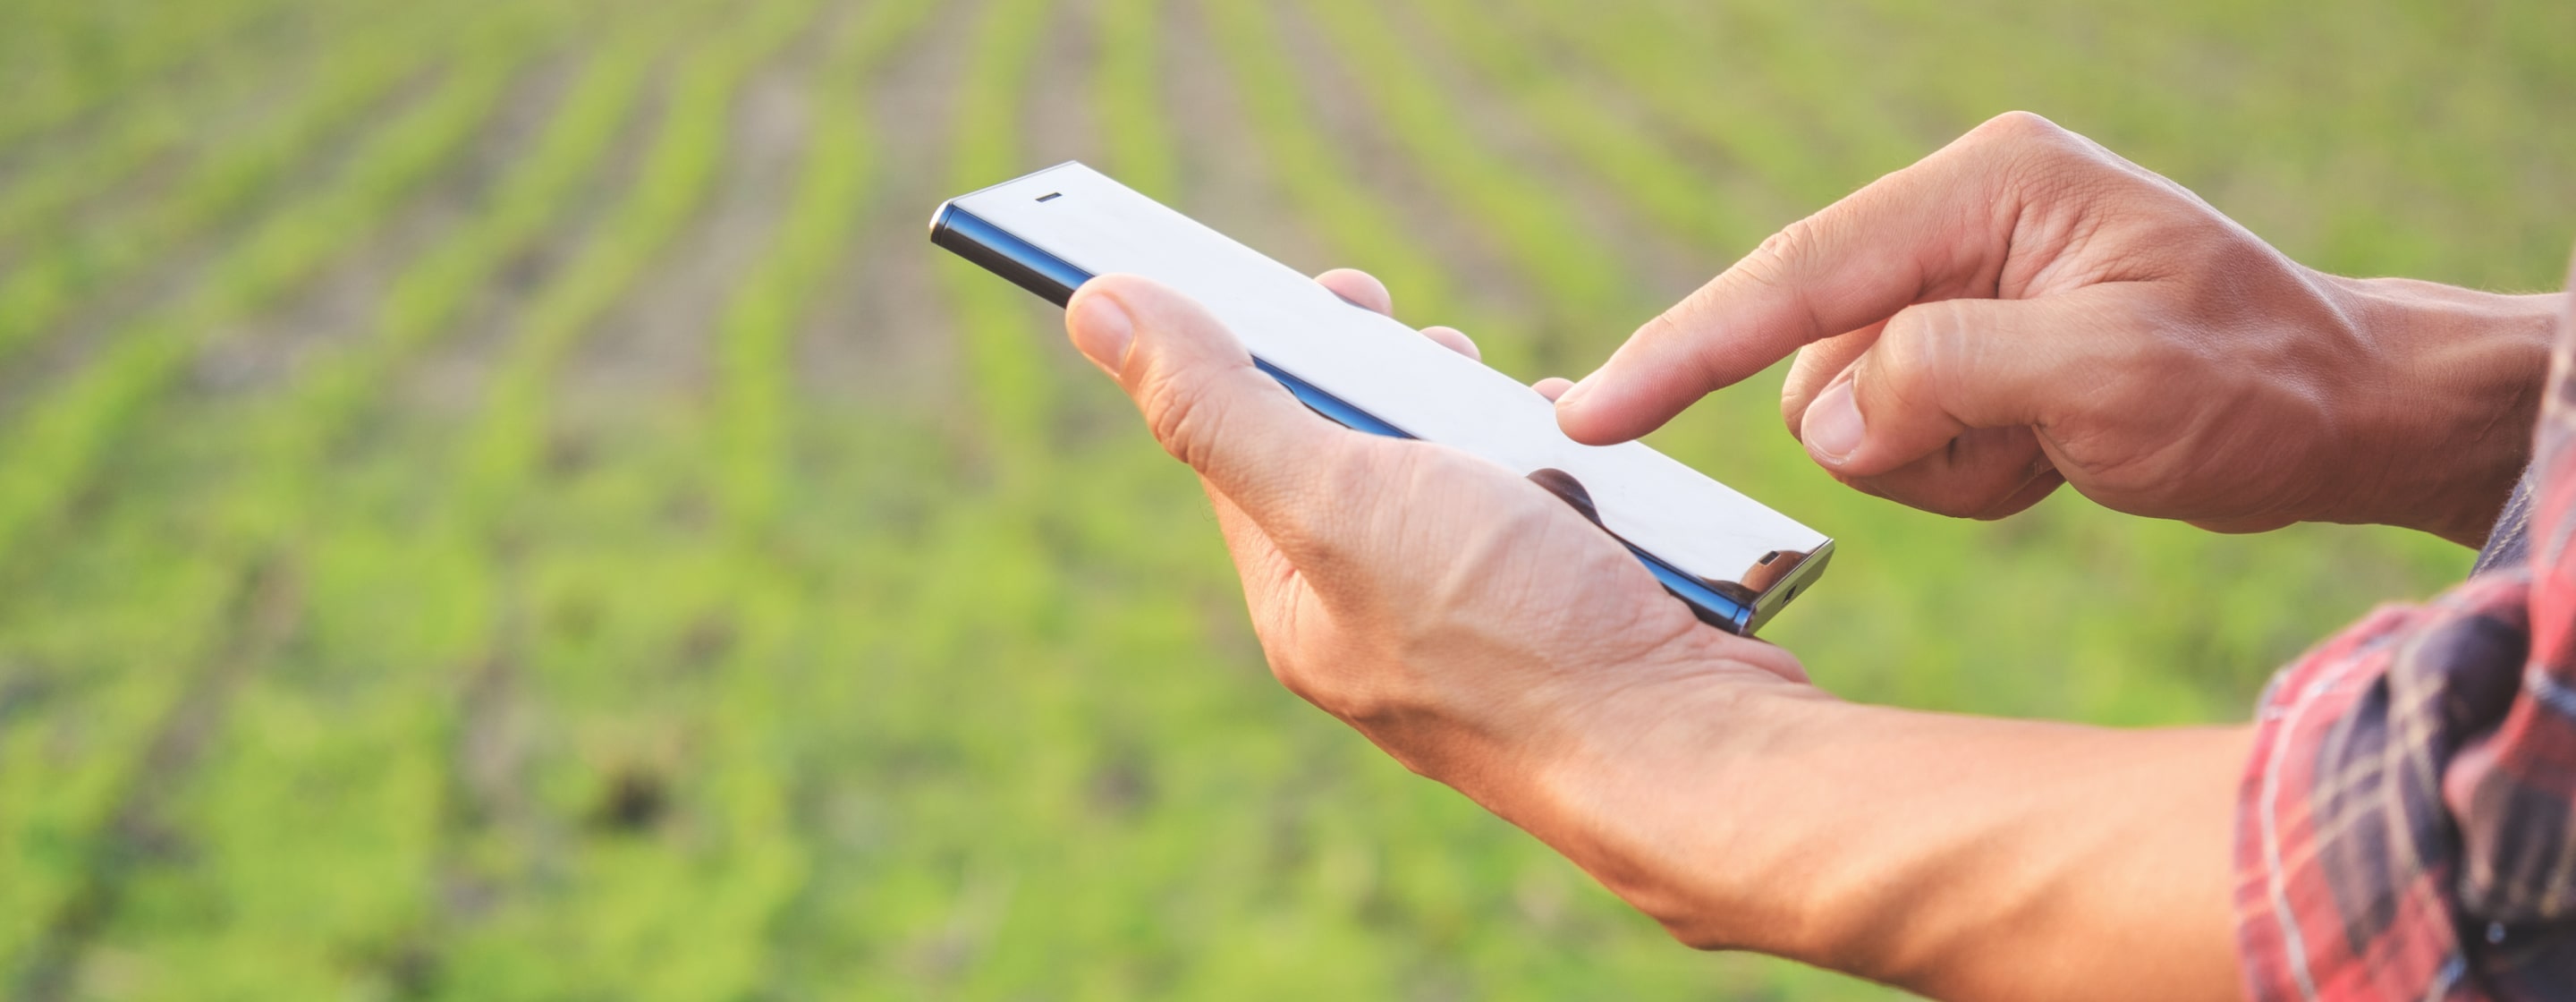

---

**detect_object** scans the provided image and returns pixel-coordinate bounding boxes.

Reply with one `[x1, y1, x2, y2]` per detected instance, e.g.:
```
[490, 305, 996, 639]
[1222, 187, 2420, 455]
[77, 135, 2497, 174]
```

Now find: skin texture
[1059, 113, 2562, 1000]
[1555, 112, 2558, 547]
[1065, 271, 2244, 1001]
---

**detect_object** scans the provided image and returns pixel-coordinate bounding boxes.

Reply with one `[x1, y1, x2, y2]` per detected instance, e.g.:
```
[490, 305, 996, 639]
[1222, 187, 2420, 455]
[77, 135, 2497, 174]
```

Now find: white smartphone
[931, 163, 1831, 634]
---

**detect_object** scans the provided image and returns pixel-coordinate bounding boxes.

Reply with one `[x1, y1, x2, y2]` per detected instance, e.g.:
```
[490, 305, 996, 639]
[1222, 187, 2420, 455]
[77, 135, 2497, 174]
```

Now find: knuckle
[1274, 645, 1399, 730]
[1780, 331, 1876, 435]
[1864, 469, 1998, 520]
[1833, 469, 1891, 501]
[1973, 109, 2067, 147]
[1246, 601, 1335, 707]
[2106, 325, 2206, 394]
[1869, 426, 2042, 518]
[1140, 368, 1229, 470]
[1921, 484, 2008, 520]
[1631, 895, 1745, 952]
[1870, 304, 1959, 406]
[1324, 686, 1401, 734]
[1661, 917, 1734, 952]
[1967, 110, 2097, 190]
[1261, 647, 1319, 701]
[1745, 216, 1826, 285]
[1717, 217, 1834, 346]
[1780, 361, 1814, 434]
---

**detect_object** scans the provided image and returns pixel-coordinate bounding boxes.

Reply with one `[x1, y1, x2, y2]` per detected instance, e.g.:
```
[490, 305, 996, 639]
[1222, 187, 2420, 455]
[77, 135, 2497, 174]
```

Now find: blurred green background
[0, 0, 2570, 998]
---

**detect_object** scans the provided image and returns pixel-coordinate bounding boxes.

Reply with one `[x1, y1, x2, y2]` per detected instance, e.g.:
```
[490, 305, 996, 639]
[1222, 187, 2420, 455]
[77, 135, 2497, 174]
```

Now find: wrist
[1506, 671, 1835, 953]
[2328, 274, 2556, 547]
[1522, 683, 2249, 1001]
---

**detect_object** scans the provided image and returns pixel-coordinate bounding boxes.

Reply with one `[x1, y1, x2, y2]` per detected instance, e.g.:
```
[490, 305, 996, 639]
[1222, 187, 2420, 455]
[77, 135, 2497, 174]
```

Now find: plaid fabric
[2236, 311, 2576, 999]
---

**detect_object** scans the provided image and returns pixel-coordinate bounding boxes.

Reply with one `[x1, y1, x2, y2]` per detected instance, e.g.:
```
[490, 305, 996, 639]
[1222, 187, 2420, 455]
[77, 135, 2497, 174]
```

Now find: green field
[1, 0, 2571, 998]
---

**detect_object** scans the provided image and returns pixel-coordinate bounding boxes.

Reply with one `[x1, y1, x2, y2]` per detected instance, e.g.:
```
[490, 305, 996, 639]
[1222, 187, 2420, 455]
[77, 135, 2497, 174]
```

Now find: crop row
[715, 1, 946, 544]
[679, 0, 957, 985]
[1090, 0, 1178, 201]
[406, 0, 848, 995]
[0, 5, 579, 988]
[1300, 0, 1633, 352]
[936, 0, 1065, 476]
[1394, 0, 1767, 255]
[1193, 0, 1490, 357]
[831, 0, 1192, 981]
[233, 1, 694, 528]
[22, 0, 965, 989]
[455, 1, 821, 516]
[1496, 0, 1916, 207]
[0, 0, 455, 259]
[0, 0, 295, 154]
[0, 2, 637, 572]
[0, 2, 503, 376]
[0, 0, 826, 990]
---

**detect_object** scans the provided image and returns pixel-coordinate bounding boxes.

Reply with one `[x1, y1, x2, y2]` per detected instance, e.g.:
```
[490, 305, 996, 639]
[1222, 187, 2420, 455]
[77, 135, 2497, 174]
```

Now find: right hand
[1554, 111, 2556, 546]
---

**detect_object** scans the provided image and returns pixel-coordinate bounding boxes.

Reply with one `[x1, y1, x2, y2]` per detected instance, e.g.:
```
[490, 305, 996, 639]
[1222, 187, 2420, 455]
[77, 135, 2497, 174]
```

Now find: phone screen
[933, 163, 1831, 633]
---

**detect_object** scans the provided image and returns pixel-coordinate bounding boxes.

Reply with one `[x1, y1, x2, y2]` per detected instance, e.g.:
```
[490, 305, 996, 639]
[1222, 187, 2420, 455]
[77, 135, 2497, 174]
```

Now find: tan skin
[1061, 111, 2563, 1000]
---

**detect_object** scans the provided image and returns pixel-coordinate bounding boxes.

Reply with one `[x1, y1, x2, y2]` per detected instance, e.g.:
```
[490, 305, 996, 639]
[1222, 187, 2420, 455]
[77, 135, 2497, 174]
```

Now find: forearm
[2331, 275, 2558, 547]
[1504, 689, 2250, 1001]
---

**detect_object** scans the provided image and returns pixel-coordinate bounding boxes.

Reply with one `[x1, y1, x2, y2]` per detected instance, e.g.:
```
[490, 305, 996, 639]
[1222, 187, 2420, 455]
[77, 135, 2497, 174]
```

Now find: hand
[1554, 111, 2557, 546]
[1063, 267, 2248, 1002]
[1061, 267, 1814, 796]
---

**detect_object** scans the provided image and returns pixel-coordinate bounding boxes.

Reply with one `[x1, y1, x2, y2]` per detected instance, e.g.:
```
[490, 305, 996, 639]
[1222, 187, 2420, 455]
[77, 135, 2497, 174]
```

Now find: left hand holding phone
[1063, 263, 1818, 777]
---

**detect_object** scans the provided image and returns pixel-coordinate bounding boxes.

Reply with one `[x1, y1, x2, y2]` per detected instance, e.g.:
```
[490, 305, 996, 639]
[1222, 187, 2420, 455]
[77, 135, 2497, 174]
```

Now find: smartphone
[930, 163, 1832, 634]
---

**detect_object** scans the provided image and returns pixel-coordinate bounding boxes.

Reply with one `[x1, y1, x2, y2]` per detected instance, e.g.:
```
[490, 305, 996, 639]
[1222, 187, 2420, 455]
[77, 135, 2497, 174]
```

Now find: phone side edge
[928, 200, 1416, 441]
[928, 182, 1765, 635]
[1741, 539, 1833, 635]
[930, 201, 1091, 306]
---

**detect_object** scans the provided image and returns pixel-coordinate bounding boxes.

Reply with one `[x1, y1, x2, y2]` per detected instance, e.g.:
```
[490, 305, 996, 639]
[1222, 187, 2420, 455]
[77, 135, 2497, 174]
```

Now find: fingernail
[1803, 379, 1864, 465]
[1068, 293, 1134, 373]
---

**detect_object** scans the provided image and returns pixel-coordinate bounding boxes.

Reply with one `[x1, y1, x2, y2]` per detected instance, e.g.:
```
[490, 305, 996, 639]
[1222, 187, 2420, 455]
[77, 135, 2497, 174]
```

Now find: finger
[1801, 288, 2138, 480]
[1781, 320, 1887, 437]
[1557, 111, 2080, 446]
[1421, 325, 1480, 361]
[1316, 267, 1393, 316]
[1532, 377, 1573, 402]
[1315, 268, 1480, 361]
[1843, 424, 2053, 519]
[1971, 466, 2065, 520]
[1068, 274, 1359, 527]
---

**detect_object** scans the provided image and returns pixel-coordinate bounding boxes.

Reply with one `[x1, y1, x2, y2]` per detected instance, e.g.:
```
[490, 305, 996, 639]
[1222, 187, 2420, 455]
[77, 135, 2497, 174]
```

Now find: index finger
[1553, 111, 2065, 446]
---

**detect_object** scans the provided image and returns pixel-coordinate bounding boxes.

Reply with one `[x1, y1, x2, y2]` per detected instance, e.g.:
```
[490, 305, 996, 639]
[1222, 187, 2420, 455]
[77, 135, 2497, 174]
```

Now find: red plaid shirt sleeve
[2236, 298, 2576, 1000]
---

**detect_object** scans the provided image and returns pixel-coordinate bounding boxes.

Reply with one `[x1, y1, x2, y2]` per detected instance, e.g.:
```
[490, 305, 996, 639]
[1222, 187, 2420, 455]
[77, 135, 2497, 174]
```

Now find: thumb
[1067, 273, 1352, 522]
[1801, 291, 2128, 479]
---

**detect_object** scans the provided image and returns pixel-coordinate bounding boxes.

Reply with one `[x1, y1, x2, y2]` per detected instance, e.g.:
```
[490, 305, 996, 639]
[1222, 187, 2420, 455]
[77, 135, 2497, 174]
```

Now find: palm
[1197, 433, 1802, 776]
